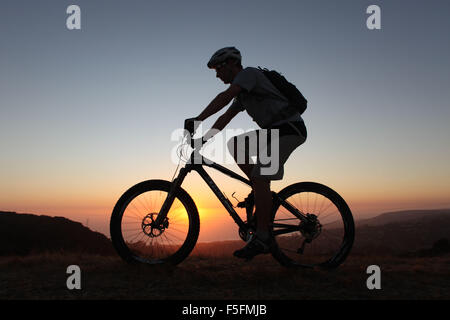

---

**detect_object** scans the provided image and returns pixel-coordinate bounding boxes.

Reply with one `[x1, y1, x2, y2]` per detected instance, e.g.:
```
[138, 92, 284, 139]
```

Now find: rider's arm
[202, 104, 242, 141]
[196, 84, 242, 121]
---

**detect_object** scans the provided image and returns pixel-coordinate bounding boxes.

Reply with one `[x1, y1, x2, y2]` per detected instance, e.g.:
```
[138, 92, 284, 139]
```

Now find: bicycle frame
[154, 147, 308, 232]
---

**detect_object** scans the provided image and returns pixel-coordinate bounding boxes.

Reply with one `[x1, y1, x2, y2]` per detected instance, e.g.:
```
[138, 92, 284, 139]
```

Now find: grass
[1, 250, 449, 300]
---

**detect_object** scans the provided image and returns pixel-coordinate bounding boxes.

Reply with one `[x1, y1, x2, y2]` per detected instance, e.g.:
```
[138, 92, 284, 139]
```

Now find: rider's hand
[184, 117, 202, 136]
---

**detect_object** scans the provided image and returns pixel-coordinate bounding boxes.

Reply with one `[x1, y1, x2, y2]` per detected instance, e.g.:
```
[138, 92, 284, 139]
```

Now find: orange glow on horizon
[2, 176, 449, 242]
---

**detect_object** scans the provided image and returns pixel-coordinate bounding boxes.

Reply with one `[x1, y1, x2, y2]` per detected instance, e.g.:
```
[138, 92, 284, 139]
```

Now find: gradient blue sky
[1, 0, 449, 240]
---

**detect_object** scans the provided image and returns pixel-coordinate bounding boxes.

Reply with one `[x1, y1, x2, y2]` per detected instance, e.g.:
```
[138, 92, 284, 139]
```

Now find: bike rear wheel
[110, 180, 200, 265]
[271, 182, 354, 268]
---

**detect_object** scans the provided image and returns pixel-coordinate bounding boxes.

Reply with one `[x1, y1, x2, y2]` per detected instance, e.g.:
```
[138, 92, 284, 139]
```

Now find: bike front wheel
[110, 180, 200, 265]
[271, 182, 355, 268]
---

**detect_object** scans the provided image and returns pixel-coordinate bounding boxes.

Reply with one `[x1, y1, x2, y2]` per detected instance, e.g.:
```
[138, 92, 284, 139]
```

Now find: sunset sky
[1, 0, 449, 241]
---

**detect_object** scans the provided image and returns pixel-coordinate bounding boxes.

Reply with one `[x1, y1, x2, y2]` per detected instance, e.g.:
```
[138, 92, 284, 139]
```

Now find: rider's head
[207, 47, 243, 84]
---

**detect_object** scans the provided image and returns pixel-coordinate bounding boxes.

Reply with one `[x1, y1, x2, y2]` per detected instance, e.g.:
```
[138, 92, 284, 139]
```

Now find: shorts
[227, 121, 307, 180]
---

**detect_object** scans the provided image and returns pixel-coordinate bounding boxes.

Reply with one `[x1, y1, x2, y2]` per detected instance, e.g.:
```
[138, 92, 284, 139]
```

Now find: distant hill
[0, 211, 114, 256]
[356, 208, 450, 227]
[1, 209, 449, 257]
[192, 209, 450, 257]
[351, 209, 450, 255]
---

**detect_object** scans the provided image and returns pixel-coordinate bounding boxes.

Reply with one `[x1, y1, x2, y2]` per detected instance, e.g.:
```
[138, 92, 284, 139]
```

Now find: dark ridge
[0, 211, 114, 256]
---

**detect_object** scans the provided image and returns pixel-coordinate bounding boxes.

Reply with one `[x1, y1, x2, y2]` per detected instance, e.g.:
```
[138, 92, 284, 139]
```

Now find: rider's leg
[236, 162, 253, 179]
[251, 176, 272, 242]
[236, 162, 272, 241]
[230, 134, 275, 258]
[229, 127, 307, 259]
[232, 132, 272, 242]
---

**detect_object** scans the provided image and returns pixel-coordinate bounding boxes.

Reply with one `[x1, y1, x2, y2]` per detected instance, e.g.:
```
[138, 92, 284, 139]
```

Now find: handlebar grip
[184, 118, 195, 136]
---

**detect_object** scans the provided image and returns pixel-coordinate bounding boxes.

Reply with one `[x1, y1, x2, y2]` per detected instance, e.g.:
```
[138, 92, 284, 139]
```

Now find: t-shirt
[229, 67, 302, 128]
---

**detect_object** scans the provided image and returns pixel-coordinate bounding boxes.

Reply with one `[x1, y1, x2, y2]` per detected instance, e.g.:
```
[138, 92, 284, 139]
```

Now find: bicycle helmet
[207, 47, 242, 69]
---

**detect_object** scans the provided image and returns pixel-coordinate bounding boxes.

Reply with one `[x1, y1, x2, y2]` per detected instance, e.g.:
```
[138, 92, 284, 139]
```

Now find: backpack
[258, 67, 308, 115]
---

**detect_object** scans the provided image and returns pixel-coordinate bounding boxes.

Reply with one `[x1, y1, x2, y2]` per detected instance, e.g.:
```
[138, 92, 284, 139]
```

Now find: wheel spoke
[271, 184, 354, 268]
[110, 183, 198, 265]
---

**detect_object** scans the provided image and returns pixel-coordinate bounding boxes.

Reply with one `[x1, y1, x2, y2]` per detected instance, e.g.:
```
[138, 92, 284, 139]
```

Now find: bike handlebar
[184, 118, 197, 137]
[184, 118, 203, 149]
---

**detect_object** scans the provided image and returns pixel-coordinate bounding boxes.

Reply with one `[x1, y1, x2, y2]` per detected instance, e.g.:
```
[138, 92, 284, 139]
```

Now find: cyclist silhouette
[189, 47, 307, 259]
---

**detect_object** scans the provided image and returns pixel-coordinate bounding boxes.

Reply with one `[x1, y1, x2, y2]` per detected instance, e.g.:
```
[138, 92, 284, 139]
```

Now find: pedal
[232, 192, 246, 208]
[237, 201, 246, 208]
[234, 193, 252, 208]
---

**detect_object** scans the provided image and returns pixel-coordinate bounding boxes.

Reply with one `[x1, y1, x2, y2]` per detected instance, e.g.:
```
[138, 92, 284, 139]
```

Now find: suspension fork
[153, 166, 190, 226]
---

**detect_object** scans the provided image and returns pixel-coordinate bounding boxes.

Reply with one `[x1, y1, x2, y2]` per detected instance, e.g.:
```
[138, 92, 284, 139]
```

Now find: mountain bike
[110, 120, 355, 268]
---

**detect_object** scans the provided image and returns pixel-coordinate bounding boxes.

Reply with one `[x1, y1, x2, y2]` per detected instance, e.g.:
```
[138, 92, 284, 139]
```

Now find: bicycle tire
[270, 182, 355, 268]
[110, 179, 200, 265]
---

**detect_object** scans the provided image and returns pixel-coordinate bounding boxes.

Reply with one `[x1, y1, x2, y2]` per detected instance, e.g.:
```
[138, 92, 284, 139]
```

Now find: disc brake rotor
[141, 213, 169, 238]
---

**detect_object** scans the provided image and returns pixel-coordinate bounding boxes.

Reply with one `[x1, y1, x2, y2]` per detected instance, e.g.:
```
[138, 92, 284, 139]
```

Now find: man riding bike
[188, 46, 307, 260]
